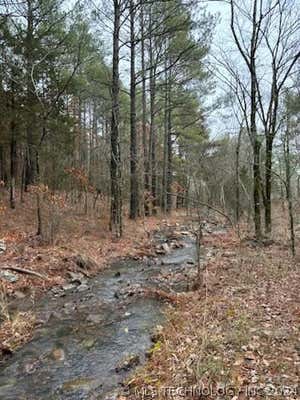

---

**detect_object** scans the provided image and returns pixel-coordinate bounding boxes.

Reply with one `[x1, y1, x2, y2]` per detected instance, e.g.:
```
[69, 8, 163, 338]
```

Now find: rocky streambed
[0, 229, 199, 400]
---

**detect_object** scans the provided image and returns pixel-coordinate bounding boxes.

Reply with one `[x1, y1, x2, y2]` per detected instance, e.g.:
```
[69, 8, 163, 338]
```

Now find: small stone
[0, 270, 18, 283]
[155, 248, 165, 255]
[24, 360, 40, 374]
[81, 338, 95, 350]
[14, 290, 26, 299]
[103, 390, 119, 400]
[51, 348, 65, 361]
[62, 283, 76, 291]
[162, 243, 171, 254]
[77, 284, 89, 292]
[115, 354, 140, 373]
[170, 241, 178, 248]
[151, 325, 163, 342]
[63, 302, 76, 312]
[0, 240, 6, 253]
[87, 314, 103, 324]
[73, 254, 98, 271]
[67, 271, 85, 284]
[186, 259, 195, 265]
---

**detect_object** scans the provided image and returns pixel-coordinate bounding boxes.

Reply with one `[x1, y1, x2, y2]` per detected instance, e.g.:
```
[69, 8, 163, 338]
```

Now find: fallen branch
[1, 266, 49, 280]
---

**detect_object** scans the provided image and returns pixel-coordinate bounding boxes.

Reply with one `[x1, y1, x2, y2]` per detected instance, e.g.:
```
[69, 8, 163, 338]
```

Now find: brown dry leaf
[244, 351, 256, 360]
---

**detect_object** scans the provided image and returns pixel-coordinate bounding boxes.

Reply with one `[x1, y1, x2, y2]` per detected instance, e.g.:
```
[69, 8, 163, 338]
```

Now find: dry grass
[0, 312, 35, 353]
[0, 283, 35, 355]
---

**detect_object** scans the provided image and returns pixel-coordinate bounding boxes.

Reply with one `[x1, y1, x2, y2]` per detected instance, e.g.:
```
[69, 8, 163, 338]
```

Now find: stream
[0, 233, 196, 400]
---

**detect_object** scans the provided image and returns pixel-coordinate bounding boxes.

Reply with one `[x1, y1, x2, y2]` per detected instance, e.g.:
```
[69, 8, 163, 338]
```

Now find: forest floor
[127, 213, 300, 400]
[0, 194, 300, 400]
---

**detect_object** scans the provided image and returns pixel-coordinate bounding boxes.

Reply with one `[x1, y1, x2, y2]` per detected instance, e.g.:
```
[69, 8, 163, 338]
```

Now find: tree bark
[140, 2, 149, 216]
[284, 116, 295, 256]
[10, 91, 17, 210]
[264, 135, 273, 234]
[24, 0, 37, 189]
[235, 125, 242, 223]
[162, 56, 168, 212]
[149, 11, 157, 215]
[264, 91, 278, 234]
[253, 139, 262, 239]
[129, 0, 139, 219]
[166, 70, 172, 213]
[230, 0, 262, 240]
[249, 2, 262, 239]
[0, 145, 6, 184]
[110, 0, 122, 237]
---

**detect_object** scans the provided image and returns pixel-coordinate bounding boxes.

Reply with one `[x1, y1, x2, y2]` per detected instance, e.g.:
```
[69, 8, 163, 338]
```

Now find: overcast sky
[203, 1, 235, 137]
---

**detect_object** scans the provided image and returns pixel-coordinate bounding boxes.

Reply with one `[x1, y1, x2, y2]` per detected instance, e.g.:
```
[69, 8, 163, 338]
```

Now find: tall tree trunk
[253, 139, 262, 239]
[264, 135, 273, 234]
[0, 145, 6, 184]
[166, 70, 172, 213]
[250, 45, 261, 239]
[20, 152, 26, 203]
[230, 0, 262, 240]
[149, 12, 157, 215]
[162, 57, 168, 212]
[10, 91, 17, 210]
[110, 0, 122, 237]
[284, 117, 295, 256]
[129, 0, 139, 219]
[140, 2, 149, 216]
[36, 150, 42, 236]
[24, 0, 37, 189]
[235, 125, 242, 223]
[264, 93, 278, 234]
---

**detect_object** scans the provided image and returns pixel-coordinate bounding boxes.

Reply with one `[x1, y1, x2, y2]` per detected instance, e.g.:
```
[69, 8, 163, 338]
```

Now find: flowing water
[0, 236, 196, 400]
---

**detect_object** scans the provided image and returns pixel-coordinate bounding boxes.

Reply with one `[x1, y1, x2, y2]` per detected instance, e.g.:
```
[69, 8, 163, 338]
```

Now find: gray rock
[186, 259, 195, 265]
[103, 390, 119, 400]
[67, 271, 85, 284]
[50, 348, 65, 361]
[115, 354, 140, 373]
[81, 338, 96, 350]
[0, 270, 18, 283]
[62, 283, 77, 291]
[14, 290, 26, 299]
[162, 243, 171, 254]
[86, 314, 103, 324]
[170, 240, 183, 249]
[0, 240, 6, 253]
[63, 302, 76, 312]
[77, 283, 89, 292]
[179, 231, 190, 236]
[73, 254, 97, 271]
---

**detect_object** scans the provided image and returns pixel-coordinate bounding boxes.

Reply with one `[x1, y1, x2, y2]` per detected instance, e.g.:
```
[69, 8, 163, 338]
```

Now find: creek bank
[0, 224, 211, 399]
